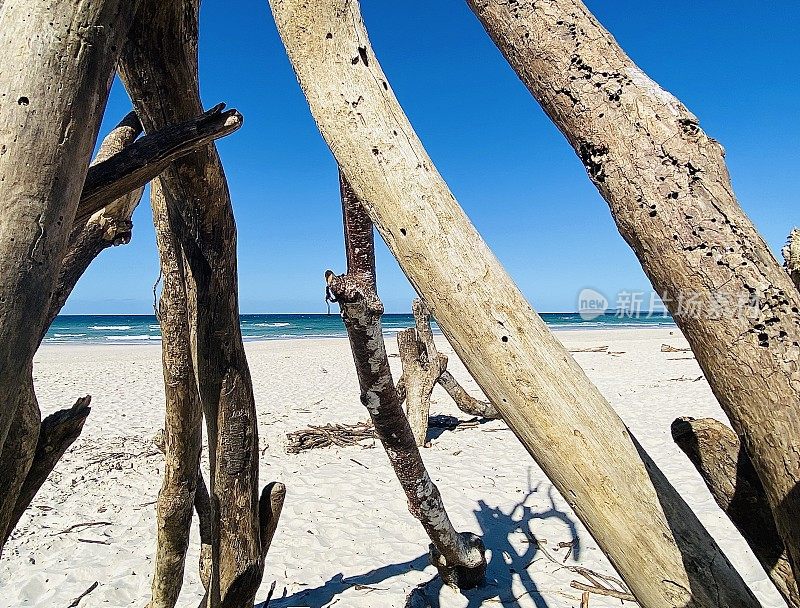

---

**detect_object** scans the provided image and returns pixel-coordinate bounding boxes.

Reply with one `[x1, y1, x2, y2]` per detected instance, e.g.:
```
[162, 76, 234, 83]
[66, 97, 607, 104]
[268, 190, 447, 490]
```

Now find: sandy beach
[0, 328, 786, 607]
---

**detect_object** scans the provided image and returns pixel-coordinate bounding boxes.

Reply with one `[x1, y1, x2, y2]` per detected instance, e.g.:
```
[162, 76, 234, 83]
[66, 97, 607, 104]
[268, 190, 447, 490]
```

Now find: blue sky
[65, 0, 799, 314]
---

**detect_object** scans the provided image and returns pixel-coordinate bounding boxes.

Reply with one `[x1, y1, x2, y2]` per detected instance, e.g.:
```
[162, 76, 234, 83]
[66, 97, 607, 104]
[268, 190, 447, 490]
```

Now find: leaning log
[437, 371, 499, 420]
[328, 173, 486, 589]
[672, 417, 799, 607]
[120, 1, 277, 605]
[147, 174, 204, 608]
[465, 0, 800, 582]
[4, 396, 92, 543]
[75, 104, 243, 227]
[0, 0, 140, 551]
[268, 1, 758, 604]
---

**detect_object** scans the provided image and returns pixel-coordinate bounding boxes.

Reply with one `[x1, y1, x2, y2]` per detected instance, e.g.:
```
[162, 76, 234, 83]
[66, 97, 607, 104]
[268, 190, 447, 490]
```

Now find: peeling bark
[328, 173, 486, 589]
[269, 1, 758, 604]
[466, 0, 800, 584]
[784, 229, 800, 292]
[672, 417, 799, 607]
[119, 2, 275, 604]
[0, 0, 140, 552]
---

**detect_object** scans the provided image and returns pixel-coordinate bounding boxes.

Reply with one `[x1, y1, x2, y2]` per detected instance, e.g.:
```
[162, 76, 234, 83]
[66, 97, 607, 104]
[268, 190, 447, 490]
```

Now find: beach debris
[67, 581, 99, 608]
[286, 421, 376, 454]
[569, 346, 608, 353]
[661, 344, 691, 353]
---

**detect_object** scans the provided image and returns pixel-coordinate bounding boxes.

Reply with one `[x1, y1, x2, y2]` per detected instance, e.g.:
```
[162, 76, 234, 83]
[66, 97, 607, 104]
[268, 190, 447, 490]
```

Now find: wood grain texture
[466, 0, 800, 585]
[268, 1, 758, 604]
[0, 0, 140, 553]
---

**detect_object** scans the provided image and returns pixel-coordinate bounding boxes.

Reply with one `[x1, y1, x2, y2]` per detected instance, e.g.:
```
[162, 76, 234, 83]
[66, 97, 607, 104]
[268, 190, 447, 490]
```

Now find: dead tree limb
[48, 111, 145, 329]
[119, 2, 277, 605]
[269, 1, 757, 604]
[465, 0, 800, 583]
[153, 430, 214, 593]
[4, 396, 92, 543]
[147, 179, 204, 608]
[784, 229, 800, 292]
[397, 323, 446, 447]
[327, 173, 486, 589]
[672, 417, 799, 607]
[75, 104, 242, 227]
[437, 372, 499, 420]
[0, 0, 140, 553]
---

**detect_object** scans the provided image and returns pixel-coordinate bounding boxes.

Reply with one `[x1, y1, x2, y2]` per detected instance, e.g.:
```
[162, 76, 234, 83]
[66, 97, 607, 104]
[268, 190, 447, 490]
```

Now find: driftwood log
[326, 173, 486, 589]
[119, 1, 280, 605]
[0, 0, 141, 551]
[398, 299, 499, 446]
[466, 0, 800, 583]
[75, 104, 243, 227]
[672, 417, 799, 607]
[269, 0, 758, 604]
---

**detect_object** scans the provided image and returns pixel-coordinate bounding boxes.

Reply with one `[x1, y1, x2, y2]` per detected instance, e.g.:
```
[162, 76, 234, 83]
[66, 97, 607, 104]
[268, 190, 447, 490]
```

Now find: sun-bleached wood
[465, 0, 800, 584]
[269, 1, 758, 604]
[0, 0, 139, 552]
[672, 417, 799, 607]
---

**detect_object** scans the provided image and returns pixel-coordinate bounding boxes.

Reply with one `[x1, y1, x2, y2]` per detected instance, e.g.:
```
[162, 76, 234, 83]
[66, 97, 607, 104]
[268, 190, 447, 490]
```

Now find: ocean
[43, 312, 676, 345]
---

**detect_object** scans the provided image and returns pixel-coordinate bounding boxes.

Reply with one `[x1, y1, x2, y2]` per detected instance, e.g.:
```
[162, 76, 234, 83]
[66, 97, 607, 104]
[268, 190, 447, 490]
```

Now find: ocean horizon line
[43, 312, 676, 345]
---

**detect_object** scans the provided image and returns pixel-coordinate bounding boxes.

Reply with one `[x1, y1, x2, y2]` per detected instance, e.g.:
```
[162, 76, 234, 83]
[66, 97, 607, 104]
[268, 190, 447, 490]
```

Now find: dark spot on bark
[400, 228, 407, 236]
[18, 97, 29, 106]
[501, 336, 509, 343]
[326, 32, 333, 39]
[758, 332, 769, 347]
[358, 46, 369, 66]
[371, 147, 379, 156]
[382, 81, 388, 90]
[578, 141, 608, 183]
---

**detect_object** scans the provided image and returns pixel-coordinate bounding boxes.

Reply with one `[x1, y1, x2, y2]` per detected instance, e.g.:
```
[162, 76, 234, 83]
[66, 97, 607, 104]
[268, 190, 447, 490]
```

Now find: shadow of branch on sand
[266, 476, 582, 607]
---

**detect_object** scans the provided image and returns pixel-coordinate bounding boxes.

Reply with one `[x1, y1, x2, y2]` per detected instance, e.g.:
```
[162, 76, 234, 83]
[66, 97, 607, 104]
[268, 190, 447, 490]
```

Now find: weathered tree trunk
[0, 0, 140, 546]
[119, 2, 279, 605]
[397, 307, 447, 446]
[148, 178, 204, 608]
[269, 1, 759, 604]
[784, 230, 799, 292]
[672, 417, 799, 607]
[327, 173, 486, 589]
[465, 0, 800, 583]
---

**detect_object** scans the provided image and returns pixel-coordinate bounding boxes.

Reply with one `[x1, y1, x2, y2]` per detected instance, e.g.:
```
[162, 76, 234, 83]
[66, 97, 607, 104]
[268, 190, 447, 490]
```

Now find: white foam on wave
[105, 335, 161, 341]
[253, 322, 291, 327]
[91, 325, 133, 331]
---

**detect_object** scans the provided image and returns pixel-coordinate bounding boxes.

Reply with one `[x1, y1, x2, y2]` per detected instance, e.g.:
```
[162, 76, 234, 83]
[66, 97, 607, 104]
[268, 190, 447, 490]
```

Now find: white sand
[0, 329, 786, 607]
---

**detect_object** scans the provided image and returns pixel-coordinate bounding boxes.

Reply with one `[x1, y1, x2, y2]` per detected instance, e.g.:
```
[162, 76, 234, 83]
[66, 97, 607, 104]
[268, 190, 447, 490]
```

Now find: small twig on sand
[54, 521, 112, 535]
[569, 346, 608, 353]
[570, 581, 636, 601]
[581, 591, 590, 608]
[67, 581, 98, 607]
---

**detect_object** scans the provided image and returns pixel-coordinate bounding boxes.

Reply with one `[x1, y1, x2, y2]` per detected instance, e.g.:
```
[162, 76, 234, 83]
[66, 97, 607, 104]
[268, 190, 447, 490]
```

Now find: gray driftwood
[119, 1, 279, 605]
[269, 0, 759, 604]
[465, 0, 800, 584]
[0, 0, 141, 551]
[672, 417, 799, 607]
[326, 173, 486, 589]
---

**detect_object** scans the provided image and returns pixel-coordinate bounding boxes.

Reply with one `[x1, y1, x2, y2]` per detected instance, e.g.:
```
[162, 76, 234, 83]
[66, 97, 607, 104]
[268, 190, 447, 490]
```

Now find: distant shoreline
[42, 313, 676, 345]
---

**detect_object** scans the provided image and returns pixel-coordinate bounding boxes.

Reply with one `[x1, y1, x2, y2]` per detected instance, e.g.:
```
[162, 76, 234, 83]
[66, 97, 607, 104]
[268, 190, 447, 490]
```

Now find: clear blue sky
[64, 0, 799, 315]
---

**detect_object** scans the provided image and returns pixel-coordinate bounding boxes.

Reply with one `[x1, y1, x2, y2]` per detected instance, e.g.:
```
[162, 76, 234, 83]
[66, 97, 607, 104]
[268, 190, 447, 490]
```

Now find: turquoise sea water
[43, 312, 675, 345]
